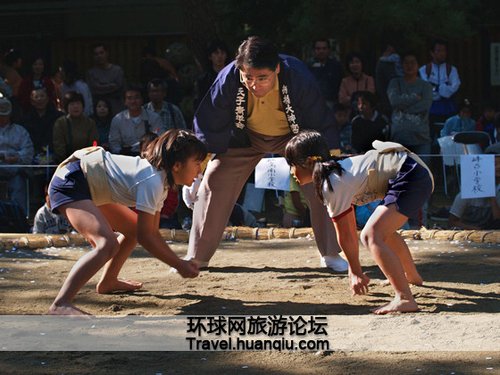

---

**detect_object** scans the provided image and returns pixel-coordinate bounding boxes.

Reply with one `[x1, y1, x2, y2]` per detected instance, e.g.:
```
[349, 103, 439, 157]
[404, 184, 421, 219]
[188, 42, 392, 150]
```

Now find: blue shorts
[49, 161, 92, 214]
[380, 156, 433, 219]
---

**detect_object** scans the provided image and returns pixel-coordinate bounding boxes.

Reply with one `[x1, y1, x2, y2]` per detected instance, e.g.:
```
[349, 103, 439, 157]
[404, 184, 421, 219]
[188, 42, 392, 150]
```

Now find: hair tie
[308, 156, 322, 162]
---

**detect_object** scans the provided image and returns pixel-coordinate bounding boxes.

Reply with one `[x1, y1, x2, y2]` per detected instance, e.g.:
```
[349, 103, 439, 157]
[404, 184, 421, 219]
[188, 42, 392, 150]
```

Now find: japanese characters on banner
[460, 154, 495, 198]
[255, 157, 291, 191]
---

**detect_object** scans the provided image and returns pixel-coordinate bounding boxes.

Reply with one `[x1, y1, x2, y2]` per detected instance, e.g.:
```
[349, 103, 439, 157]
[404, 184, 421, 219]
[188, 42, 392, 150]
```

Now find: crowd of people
[0, 37, 499, 235]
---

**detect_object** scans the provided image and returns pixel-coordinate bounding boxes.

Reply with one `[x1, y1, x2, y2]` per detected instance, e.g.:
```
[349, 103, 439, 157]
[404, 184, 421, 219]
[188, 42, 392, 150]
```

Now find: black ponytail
[313, 159, 343, 201]
[285, 130, 344, 202]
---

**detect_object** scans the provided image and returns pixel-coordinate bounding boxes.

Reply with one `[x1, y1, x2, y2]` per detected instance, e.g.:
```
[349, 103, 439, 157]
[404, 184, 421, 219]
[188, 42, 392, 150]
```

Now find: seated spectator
[440, 98, 475, 137]
[18, 56, 56, 113]
[108, 84, 164, 155]
[0, 96, 34, 214]
[282, 177, 310, 228]
[351, 91, 389, 153]
[52, 91, 98, 162]
[20, 88, 64, 160]
[335, 103, 352, 154]
[475, 102, 496, 143]
[448, 156, 500, 230]
[32, 186, 71, 234]
[228, 203, 258, 227]
[91, 98, 113, 150]
[144, 79, 186, 131]
[60, 60, 93, 117]
[338, 52, 375, 116]
[86, 43, 125, 116]
[193, 40, 230, 110]
[387, 51, 433, 160]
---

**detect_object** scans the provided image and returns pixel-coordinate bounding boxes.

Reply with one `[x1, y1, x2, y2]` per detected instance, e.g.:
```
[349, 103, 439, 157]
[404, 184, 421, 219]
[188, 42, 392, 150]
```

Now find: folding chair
[452, 131, 491, 155]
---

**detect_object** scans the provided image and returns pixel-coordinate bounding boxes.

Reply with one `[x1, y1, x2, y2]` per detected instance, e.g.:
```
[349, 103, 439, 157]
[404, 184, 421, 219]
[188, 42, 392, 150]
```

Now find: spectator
[139, 46, 181, 106]
[351, 91, 389, 153]
[282, 177, 310, 228]
[20, 88, 64, 159]
[308, 38, 342, 108]
[335, 103, 353, 154]
[60, 60, 93, 116]
[108, 84, 163, 155]
[32, 185, 71, 234]
[419, 39, 461, 139]
[18, 56, 56, 113]
[91, 98, 113, 150]
[375, 41, 403, 117]
[387, 51, 433, 161]
[86, 43, 125, 116]
[52, 91, 98, 162]
[144, 79, 186, 131]
[448, 157, 500, 229]
[0, 95, 34, 214]
[193, 40, 230, 110]
[475, 102, 496, 143]
[338, 52, 375, 115]
[440, 99, 475, 137]
[1, 48, 23, 97]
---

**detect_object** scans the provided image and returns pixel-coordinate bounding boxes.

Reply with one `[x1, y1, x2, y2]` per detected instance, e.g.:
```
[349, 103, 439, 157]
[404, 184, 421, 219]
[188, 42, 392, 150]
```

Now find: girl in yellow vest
[47, 129, 206, 315]
[285, 131, 434, 314]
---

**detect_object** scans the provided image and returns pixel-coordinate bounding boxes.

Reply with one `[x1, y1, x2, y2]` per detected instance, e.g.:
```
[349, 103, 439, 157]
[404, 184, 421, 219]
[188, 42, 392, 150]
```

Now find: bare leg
[385, 232, 423, 285]
[48, 200, 121, 315]
[96, 204, 142, 294]
[360, 204, 419, 314]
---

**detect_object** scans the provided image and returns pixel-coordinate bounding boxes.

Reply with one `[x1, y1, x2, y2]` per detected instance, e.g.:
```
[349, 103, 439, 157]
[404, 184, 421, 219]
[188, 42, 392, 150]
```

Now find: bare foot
[96, 279, 143, 294]
[48, 302, 90, 315]
[372, 297, 419, 315]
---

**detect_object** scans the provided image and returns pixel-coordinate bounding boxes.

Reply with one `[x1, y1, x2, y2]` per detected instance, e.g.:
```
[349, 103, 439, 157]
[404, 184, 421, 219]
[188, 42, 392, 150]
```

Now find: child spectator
[475, 102, 496, 143]
[351, 91, 389, 153]
[335, 103, 352, 154]
[282, 177, 310, 228]
[440, 98, 475, 137]
[32, 186, 71, 234]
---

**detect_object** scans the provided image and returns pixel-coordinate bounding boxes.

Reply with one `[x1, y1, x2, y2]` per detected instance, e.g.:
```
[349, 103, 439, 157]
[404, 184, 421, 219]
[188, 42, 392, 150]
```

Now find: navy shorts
[49, 161, 92, 214]
[380, 156, 433, 219]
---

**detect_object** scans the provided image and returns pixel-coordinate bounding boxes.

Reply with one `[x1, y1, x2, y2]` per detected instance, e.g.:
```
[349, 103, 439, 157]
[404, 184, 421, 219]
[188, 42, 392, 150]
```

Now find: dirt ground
[0, 237, 498, 374]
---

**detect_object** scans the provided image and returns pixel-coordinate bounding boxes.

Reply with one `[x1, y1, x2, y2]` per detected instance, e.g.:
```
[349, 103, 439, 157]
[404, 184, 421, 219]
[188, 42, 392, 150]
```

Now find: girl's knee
[360, 226, 381, 249]
[95, 237, 120, 261]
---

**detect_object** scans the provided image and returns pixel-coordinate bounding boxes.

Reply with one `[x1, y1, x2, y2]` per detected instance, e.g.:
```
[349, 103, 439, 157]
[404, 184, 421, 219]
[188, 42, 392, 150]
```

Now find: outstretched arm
[137, 210, 198, 277]
[333, 208, 370, 295]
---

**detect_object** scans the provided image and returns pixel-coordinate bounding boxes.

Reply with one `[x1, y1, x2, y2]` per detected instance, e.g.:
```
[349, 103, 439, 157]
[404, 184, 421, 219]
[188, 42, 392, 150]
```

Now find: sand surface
[0, 237, 498, 374]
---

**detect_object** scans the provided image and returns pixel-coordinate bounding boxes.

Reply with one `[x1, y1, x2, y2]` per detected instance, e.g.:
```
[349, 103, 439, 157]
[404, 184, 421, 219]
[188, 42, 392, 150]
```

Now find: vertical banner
[460, 154, 495, 198]
[255, 157, 291, 191]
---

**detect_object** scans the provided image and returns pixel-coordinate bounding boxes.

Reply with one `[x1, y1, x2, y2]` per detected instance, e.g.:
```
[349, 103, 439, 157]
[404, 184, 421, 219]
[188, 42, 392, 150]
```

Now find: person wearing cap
[0, 95, 34, 215]
[440, 99, 475, 137]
